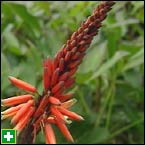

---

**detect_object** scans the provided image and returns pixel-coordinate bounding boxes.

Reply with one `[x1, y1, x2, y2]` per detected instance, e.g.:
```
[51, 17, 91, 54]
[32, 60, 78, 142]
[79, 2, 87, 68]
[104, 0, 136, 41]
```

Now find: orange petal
[79, 46, 87, 52]
[11, 100, 34, 124]
[47, 117, 56, 124]
[1, 111, 17, 120]
[69, 60, 81, 69]
[58, 107, 84, 121]
[71, 32, 77, 40]
[33, 96, 49, 119]
[9, 76, 37, 93]
[1, 103, 24, 115]
[43, 58, 53, 79]
[57, 93, 73, 102]
[14, 107, 35, 133]
[48, 97, 61, 105]
[69, 67, 77, 76]
[51, 81, 64, 94]
[61, 98, 77, 109]
[44, 123, 56, 144]
[64, 78, 75, 89]
[71, 52, 81, 60]
[53, 87, 64, 97]
[65, 51, 72, 62]
[59, 58, 64, 72]
[54, 51, 63, 69]
[50, 107, 65, 123]
[59, 72, 69, 82]
[1, 94, 33, 106]
[55, 118, 74, 142]
[43, 58, 53, 72]
[51, 68, 60, 87]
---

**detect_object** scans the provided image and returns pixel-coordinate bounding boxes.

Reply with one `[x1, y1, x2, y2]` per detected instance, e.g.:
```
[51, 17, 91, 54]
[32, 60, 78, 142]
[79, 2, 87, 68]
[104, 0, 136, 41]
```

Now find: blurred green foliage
[1, 1, 144, 144]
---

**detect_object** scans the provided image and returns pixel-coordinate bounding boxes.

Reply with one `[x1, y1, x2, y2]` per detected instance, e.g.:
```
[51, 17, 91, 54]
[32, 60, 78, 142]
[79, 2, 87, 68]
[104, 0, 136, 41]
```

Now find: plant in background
[1, 1, 115, 144]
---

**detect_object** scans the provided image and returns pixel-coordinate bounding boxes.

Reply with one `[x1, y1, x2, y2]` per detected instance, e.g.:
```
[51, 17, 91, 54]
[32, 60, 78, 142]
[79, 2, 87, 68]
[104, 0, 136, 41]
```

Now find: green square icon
[1, 129, 17, 144]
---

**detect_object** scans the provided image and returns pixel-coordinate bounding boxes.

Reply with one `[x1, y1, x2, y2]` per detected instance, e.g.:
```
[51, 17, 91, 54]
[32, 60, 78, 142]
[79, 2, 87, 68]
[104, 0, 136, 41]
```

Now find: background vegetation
[1, 1, 144, 144]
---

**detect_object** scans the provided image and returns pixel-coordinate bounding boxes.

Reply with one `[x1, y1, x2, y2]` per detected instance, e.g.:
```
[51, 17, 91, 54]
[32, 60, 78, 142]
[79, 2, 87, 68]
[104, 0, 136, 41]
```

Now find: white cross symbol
[4, 132, 13, 141]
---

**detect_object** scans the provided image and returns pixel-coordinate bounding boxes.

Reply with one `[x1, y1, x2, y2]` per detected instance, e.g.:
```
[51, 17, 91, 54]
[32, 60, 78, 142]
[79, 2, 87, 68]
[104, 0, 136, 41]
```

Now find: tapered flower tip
[44, 123, 56, 144]
[1, 95, 33, 107]
[1, 103, 4, 107]
[61, 98, 77, 109]
[11, 100, 34, 124]
[47, 117, 56, 124]
[77, 115, 84, 121]
[1, 104, 24, 118]
[1, 111, 16, 120]
[55, 118, 74, 143]
[49, 97, 61, 105]
[1, 114, 6, 120]
[58, 107, 84, 121]
[64, 116, 72, 124]
[8, 76, 37, 93]
[1, 100, 6, 106]
[14, 107, 35, 134]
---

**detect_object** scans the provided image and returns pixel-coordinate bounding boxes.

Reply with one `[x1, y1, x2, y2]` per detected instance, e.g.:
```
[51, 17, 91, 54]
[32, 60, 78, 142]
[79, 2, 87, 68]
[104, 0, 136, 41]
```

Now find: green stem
[95, 85, 113, 127]
[79, 90, 91, 114]
[105, 87, 115, 129]
[105, 71, 116, 129]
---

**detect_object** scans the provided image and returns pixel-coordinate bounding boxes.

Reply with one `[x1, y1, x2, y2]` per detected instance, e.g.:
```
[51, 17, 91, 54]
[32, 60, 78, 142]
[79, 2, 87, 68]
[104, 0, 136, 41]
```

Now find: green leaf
[118, 40, 143, 55]
[108, 19, 139, 29]
[123, 48, 144, 71]
[34, 1, 50, 15]
[4, 32, 19, 48]
[78, 42, 107, 73]
[131, 1, 144, 14]
[76, 72, 93, 84]
[70, 121, 109, 144]
[124, 70, 142, 89]
[89, 51, 129, 81]
[3, 32, 25, 56]
[106, 27, 122, 57]
[2, 2, 40, 37]
[1, 53, 10, 92]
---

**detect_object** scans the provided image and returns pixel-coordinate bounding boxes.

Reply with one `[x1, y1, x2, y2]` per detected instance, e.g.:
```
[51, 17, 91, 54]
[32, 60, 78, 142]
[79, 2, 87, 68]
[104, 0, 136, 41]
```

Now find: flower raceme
[1, 1, 115, 144]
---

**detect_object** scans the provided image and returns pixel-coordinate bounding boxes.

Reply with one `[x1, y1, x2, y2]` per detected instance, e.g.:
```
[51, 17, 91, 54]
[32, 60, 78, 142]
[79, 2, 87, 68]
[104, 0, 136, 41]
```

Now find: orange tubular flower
[11, 100, 34, 124]
[1, 104, 25, 120]
[44, 123, 56, 144]
[14, 107, 35, 133]
[8, 76, 37, 93]
[2, 1, 115, 144]
[1, 94, 33, 106]
[1, 111, 17, 120]
[48, 96, 61, 105]
[58, 107, 84, 121]
[1, 104, 24, 115]
[55, 118, 74, 143]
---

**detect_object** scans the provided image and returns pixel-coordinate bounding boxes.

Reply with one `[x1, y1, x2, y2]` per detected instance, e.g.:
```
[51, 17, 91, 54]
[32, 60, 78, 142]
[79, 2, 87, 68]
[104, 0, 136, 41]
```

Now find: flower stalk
[2, 1, 115, 144]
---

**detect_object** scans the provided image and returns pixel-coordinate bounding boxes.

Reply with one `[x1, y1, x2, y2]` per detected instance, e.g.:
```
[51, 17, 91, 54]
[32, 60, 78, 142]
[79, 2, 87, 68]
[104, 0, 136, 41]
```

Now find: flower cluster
[1, 1, 115, 144]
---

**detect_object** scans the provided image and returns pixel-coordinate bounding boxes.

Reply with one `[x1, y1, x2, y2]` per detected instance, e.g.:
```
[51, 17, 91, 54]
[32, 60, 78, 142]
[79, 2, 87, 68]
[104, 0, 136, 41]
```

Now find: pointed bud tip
[71, 98, 77, 103]
[1, 111, 5, 114]
[79, 116, 84, 121]
[49, 97, 61, 105]
[70, 136, 74, 143]
[8, 76, 14, 81]
[1, 100, 4, 106]
[1, 115, 6, 120]
[8, 76, 12, 78]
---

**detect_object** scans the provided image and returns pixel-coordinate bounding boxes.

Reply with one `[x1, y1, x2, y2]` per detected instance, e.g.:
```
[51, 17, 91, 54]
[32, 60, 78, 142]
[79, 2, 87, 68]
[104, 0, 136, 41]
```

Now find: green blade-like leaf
[89, 51, 129, 81]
